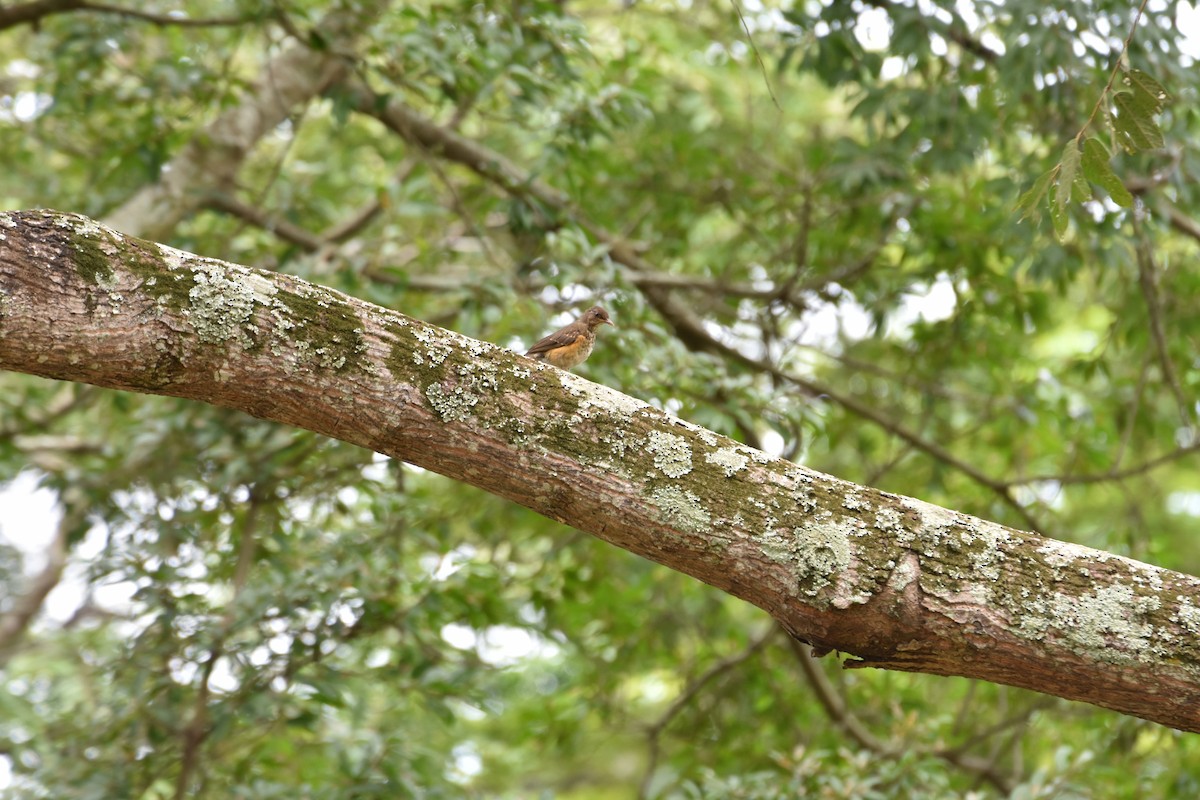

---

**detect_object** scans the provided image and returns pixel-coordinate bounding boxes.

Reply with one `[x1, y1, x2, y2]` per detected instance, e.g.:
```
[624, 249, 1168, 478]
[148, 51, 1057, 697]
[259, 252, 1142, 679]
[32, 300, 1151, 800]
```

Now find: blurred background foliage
[2, 0, 1200, 796]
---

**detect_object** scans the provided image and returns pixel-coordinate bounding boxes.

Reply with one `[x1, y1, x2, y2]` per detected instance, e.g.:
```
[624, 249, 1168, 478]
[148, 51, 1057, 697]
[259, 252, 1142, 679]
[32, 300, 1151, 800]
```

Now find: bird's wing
[525, 328, 584, 356]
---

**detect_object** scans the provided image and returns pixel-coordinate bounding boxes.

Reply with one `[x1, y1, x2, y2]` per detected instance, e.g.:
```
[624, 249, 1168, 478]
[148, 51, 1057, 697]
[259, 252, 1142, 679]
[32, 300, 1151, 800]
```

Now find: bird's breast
[544, 333, 593, 369]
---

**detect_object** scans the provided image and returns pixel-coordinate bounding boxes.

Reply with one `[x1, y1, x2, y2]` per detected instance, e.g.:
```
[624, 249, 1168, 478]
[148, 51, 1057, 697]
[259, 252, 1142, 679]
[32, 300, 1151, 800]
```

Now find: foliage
[2, 0, 1200, 797]
[1016, 66, 1167, 238]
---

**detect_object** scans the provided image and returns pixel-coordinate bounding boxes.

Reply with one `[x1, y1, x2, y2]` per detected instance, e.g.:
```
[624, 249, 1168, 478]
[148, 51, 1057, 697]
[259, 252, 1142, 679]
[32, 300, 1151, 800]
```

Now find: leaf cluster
[1017, 69, 1170, 239]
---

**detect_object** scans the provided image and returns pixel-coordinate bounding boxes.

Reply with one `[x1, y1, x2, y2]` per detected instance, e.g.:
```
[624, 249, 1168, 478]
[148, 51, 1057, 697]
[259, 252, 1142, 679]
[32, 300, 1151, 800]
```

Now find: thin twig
[1133, 214, 1192, 429]
[783, 632, 1015, 793]
[1112, 355, 1153, 474]
[1007, 441, 1200, 487]
[638, 627, 776, 799]
[729, 0, 781, 111]
[174, 488, 266, 799]
[1078, 0, 1152, 138]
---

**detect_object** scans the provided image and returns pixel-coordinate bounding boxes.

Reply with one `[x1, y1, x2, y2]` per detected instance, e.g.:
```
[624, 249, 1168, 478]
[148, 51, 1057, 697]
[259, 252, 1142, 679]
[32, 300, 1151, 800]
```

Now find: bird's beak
[604, 319, 616, 327]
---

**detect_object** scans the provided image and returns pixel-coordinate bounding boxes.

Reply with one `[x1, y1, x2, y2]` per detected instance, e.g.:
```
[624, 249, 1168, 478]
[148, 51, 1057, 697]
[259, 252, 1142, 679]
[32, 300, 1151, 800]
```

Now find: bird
[525, 306, 615, 370]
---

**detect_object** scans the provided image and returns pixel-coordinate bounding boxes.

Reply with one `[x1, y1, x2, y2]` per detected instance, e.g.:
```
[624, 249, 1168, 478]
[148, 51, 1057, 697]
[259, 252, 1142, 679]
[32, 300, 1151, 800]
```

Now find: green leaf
[1049, 194, 1069, 241]
[1015, 167, 1056, 221]
[1081, 137, 1134, 207]
[1079, 136, 1110, 182]
[1122, 69, 1170, 114]
[1056, 139, 1082, 211]
[1112, 92, 1164, 153]
[1071, 168, 1092, 204]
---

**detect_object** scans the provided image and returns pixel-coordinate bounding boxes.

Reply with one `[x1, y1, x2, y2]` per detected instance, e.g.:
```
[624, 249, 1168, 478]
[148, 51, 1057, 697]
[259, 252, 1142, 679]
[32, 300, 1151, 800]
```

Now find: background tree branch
[100, 3, 389, 241]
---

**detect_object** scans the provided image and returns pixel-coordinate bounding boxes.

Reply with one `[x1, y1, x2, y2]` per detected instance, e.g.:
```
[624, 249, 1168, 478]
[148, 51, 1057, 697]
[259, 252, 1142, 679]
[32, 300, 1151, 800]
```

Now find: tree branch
[0, 0, 255, 30]
[1133, 216, 1192, 429]
[0, 0, 81, 30]
[1007, 441, 1200, 488]
[639, 627, 776, 798]
[102, 3, 390, 241]
[783, 631, 1017, 793]
[0, 501, 80, 664]
[174, 485, 266, 798]
[4, 209, 1200, 733]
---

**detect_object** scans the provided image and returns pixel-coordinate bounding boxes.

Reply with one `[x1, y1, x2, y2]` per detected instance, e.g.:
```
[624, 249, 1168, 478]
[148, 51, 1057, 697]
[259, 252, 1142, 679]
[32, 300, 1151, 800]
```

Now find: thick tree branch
[4, 210, 1200, 733]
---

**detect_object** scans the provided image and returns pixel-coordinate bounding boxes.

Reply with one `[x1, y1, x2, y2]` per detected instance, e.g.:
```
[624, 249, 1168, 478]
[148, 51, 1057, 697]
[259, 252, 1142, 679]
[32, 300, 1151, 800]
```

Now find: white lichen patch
[465, 338, 492, 357]
[154, 242, 201, 272]
[873, 506, 904, 532]
[1017, 606, 1051, 639]
[554, 371, 649, 420]
[664, 415, 719, 446]
[424, 382, 478, 422]
[748, 449, 772, 464]
[580, 386, 647, 418]
[557, 370, 587, 397]
[887, 553, 920, 591]
[411, 326, 453, 366]
[458, 360, 499, 394]
[309, 331, 366, 371]
[56, 214, 103, 237]
[802, 522, 853, 581]
[1035, 539, 1094, 568]
[649, 486, 712, 534]
[186, 262, 271, 345]
[1172, 598, 1200, 634]
[785, 467, 814, 485]
[423, 357, 501, 423]
[705, 447, 749, 477]
[969, 544, 1004, 581]
[1049, 585, 1161, 660]
[645, 430, 692, 478]
[951, 520, 1014, 581]
[0, 212, 16, 229]
[1120, 557, 1170, 592]
[900, 496, 988, 552]
[760, 521, 853, 597]
[599, 428, 631, 459]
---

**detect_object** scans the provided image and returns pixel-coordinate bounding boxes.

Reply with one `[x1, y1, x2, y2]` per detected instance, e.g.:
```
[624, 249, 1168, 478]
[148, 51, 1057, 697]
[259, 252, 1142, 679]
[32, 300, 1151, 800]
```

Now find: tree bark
[3, 209, 1200, 732]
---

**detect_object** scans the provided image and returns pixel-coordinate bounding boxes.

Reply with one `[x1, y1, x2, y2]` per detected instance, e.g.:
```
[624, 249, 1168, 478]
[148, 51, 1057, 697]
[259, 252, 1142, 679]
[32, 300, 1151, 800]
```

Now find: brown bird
[525, 306, 615, 370]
